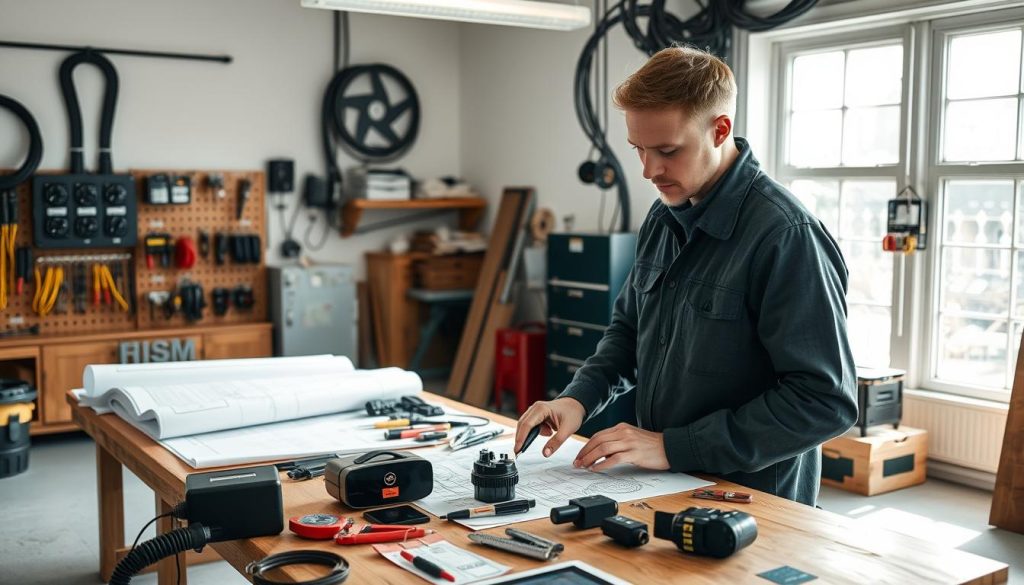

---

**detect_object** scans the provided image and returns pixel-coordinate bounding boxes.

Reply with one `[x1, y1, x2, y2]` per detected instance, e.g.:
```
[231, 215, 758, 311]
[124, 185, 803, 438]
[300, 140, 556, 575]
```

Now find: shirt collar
[665, 137, 761, 241]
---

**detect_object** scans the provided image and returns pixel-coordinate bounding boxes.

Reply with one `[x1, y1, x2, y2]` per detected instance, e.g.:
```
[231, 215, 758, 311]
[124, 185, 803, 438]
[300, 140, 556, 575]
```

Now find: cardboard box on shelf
[821, 426, 927, 496]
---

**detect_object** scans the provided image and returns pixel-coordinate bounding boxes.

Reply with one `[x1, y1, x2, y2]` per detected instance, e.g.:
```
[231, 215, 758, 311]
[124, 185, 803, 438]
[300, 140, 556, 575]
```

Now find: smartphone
[363, 505, 430, 525]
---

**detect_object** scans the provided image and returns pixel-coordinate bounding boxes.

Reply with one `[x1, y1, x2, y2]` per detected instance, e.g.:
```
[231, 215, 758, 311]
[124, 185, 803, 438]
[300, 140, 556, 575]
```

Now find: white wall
[0, 0, 463, 274]
[458, 13, 658, 237]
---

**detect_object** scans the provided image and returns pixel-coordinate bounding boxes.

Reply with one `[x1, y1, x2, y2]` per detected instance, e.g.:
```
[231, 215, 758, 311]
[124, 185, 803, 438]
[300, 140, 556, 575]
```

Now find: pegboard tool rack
[2, 168, 268, 337]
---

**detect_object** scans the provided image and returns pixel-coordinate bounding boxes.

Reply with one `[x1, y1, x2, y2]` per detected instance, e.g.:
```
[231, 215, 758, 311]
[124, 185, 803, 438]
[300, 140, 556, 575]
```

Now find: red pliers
[334, 523, 430, 545]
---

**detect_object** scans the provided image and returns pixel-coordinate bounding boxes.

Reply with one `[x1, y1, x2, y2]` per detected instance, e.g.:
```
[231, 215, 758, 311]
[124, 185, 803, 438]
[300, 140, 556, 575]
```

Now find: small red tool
[335, 523, 429, 545]
[691, 488, 753, 504]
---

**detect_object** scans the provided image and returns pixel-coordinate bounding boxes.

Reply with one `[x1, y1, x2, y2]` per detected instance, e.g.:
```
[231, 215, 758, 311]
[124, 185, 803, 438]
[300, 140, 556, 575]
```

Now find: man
[513, 46, 857, 506]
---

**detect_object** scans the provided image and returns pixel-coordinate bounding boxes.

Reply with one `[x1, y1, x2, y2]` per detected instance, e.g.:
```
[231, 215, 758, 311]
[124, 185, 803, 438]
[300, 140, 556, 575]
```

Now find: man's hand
[573, 423, 670, 472]
[514, 398, 586, 457]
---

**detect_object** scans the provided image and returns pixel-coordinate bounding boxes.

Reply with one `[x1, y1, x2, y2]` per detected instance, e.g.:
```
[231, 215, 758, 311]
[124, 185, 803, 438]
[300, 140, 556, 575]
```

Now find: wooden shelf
[340, 197, 487, 237]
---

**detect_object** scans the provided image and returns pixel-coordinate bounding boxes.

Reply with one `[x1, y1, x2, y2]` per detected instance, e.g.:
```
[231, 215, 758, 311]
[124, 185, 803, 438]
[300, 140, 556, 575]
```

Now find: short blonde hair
[613, 46, 736, 119]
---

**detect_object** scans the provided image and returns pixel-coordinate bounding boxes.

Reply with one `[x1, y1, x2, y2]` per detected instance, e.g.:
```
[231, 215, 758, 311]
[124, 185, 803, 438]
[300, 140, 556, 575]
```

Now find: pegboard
[6, 173, 136, 336]
[0, 169, 267, 337]
[133, 170, 267, 330]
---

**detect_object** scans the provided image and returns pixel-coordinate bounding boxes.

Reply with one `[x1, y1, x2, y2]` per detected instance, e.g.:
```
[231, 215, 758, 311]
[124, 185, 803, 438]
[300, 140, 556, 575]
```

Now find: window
[929, 21, 1024, 399]
[761, 10, 1024, 402]
[776, 32, 910, 369]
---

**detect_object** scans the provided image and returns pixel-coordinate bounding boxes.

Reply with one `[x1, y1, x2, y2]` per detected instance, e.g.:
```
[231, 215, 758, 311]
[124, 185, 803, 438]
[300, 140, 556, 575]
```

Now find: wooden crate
[821, 426, 927, 496]
[414, 254, 483, 290]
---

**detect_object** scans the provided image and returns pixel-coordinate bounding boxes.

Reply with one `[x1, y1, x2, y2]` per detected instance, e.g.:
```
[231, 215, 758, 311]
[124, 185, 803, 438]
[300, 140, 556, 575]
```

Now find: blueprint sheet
[417, 438, 713, 529]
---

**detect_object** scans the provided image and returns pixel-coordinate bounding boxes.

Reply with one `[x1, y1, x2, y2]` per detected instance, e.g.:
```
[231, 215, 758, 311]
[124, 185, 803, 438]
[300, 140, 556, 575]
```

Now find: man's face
[625, 107, 722, 207]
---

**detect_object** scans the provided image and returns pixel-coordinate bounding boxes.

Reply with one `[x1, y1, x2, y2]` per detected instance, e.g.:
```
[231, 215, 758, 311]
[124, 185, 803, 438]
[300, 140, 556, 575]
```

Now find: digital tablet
[473, 561, 633, 585]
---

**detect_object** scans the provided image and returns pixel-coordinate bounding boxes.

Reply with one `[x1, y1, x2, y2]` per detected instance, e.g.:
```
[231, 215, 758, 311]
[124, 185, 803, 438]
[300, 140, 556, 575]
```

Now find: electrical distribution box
[269, 265, 356, 360]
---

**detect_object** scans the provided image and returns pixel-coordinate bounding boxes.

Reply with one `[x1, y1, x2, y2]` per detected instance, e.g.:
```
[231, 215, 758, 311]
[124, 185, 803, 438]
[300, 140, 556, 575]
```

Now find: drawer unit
[547, 283, 612, 326]
[546, 354, 584, 400]
[548, 319, 605, 361]
[546, 233, 636, 434]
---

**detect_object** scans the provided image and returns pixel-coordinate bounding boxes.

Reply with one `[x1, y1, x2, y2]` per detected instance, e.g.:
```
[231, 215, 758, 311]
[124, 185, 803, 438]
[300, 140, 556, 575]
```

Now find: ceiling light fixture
[300, 0, 591, 31]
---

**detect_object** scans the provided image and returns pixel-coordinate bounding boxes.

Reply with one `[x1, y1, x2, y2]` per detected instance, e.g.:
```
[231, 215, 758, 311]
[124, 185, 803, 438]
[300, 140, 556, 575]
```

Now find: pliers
[334, 523, 430, 545]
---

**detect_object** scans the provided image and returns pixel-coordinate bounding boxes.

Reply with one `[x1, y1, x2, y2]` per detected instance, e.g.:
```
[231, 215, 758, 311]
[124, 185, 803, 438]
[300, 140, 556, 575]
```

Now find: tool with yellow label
[653, 507, 757, 558]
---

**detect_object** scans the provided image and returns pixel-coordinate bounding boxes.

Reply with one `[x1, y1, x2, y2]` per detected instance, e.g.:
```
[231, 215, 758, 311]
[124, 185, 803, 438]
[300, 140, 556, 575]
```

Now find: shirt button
[668, 281, 676, 288]
[659, 336, 666, 345]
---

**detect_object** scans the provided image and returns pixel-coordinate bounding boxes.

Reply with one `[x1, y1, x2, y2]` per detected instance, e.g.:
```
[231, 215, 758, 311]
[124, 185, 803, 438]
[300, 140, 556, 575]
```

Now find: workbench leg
[97, 444, 125, 583]
[157, 497, 187, 585]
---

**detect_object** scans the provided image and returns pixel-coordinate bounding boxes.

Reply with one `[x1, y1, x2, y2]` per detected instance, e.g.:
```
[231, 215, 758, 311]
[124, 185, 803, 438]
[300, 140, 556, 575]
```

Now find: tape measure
[289, 513, 349, 540]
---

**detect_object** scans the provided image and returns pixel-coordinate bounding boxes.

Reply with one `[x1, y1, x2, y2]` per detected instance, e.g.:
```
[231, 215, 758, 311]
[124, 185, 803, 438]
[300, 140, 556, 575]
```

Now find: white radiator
[902, 390, 1008, 474]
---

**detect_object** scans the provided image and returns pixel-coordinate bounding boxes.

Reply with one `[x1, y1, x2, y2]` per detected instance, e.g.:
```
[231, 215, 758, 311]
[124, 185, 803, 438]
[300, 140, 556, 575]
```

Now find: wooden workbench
[69, 391, 1008, 584]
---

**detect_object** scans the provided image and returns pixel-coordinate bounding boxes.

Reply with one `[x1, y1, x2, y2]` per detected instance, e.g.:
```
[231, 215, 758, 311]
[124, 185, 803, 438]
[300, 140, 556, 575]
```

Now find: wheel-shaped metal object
[328, 64, 420, 163]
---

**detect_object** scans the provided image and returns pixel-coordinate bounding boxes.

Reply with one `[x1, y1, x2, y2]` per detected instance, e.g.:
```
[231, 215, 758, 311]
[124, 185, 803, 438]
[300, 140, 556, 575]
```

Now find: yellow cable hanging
[31, 266, 41, 313]
[0, 224, 8, 310]
[101, 266, 129, 312]
[92, 263, 101, 306]
[7, 223, 16, 291]
[40, 266, 62, 316]
[35, 266, 54, 316]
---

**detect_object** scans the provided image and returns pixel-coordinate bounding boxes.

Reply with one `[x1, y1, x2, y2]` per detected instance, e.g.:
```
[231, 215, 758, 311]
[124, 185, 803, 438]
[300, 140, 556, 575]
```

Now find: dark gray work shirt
[559, 138, 857, 506]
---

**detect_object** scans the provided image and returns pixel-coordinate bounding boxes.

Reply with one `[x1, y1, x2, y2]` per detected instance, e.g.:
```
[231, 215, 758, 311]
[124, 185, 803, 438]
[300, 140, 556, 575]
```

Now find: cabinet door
[41, 342, 119, 424]
[204, 326, 272, 360]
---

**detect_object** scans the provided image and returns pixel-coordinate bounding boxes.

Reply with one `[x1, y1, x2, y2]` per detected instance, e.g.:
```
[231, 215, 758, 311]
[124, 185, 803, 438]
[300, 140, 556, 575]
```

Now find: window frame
[756, 7, 1024, 403]
[919, 8, 1024, 402]
[773, 24, 915, 372]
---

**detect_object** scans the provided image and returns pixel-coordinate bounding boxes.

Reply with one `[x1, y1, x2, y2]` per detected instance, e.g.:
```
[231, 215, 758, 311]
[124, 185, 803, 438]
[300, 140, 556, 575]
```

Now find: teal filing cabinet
[546, 232, 637, 437]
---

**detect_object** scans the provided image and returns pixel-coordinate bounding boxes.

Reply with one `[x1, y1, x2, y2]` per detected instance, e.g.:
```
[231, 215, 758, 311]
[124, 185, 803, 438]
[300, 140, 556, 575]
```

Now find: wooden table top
[69, 391, 1009, 584]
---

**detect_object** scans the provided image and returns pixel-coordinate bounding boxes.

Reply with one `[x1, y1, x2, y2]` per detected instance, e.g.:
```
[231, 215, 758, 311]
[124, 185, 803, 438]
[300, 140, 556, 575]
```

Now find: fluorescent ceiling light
[300, 0, 591, 31]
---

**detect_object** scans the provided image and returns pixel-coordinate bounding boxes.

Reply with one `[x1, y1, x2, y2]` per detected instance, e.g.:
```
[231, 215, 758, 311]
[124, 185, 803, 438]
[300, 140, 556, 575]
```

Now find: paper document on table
[160, 406, 512, 468]
[374, 535, 509, 584]
[416, 438, 714, 530]
[73, 355, 421, 440]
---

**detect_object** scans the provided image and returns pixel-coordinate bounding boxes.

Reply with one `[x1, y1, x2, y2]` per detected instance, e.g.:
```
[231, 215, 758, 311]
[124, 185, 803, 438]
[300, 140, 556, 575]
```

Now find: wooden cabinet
[0, 322, 272, 434]
[42, 342, 119, 425]
[203, 328, 272, 360]
[366, 252, 425, 367]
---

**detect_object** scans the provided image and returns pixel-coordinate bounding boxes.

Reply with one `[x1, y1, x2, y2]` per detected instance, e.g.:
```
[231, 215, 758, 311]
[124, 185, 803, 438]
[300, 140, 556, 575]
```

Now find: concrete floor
[2, 432, 1022, 584]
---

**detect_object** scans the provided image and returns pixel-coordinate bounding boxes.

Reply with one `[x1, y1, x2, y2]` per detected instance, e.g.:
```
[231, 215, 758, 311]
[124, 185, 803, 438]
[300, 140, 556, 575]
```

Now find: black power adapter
[111, 465, 284, 584]
[183, 465, 284, 542]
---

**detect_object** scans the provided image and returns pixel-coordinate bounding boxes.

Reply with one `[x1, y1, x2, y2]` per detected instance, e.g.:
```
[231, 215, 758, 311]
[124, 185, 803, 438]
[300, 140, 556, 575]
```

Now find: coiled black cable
[0, 94, 43, 190]
[58, 49, 119, 174]
[109, 522, 211, 585]
[573, 0, 819, 231]
[247, 550, 350, 585]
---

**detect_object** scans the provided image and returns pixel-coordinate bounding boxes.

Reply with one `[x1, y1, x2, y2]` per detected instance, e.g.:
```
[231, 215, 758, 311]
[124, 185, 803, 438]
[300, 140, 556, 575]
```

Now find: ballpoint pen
[441, 499, 536, 520]
[450, 428, 503, 451]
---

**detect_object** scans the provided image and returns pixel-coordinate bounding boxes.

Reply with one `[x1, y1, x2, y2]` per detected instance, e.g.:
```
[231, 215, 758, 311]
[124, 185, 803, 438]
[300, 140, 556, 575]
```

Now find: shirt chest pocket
[631, 264, 666, 316]
[681, 280, 746, 375]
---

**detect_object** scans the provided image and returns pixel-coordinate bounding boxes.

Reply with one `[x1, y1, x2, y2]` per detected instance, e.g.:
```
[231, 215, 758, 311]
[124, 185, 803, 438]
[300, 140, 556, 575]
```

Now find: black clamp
[211, 287, 231, 316]
[232, 285, 255, 310]
[179, 282, 205, 322]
